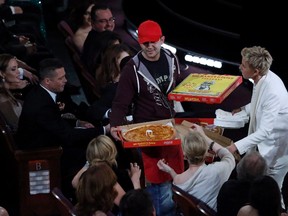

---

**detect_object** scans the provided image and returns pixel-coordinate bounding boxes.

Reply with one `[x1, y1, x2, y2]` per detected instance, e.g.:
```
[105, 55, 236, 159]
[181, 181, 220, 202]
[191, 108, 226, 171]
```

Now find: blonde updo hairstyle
[183, 131, 208, 165]
[86, 135, 118, 167]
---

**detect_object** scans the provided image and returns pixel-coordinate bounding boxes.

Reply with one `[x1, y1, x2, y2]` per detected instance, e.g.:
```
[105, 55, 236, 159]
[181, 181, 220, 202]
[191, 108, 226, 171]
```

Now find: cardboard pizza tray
[168, 73, 243, 104]
[119, 118, 221, 149]
[118, 119, 181, 148]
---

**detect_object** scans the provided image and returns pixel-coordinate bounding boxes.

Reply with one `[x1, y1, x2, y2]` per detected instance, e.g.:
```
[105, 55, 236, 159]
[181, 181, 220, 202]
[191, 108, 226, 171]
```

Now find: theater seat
[0, 110, 63, 216]
[172, 184, 217, 216]
[57, 20, 74, 38]
[51, 187, 76, 216]
[71, 53, 101, 103]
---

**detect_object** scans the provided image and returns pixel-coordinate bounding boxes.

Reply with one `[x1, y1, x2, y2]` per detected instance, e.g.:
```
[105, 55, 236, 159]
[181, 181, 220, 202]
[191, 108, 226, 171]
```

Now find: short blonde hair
[86, 135, 118, 167]
[241, 46, 273, 76]
[183, 131, 208, 165]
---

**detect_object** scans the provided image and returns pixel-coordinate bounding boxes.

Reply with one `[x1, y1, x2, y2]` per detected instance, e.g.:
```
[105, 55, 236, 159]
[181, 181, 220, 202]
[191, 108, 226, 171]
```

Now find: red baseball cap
[137, 20, 162, 44]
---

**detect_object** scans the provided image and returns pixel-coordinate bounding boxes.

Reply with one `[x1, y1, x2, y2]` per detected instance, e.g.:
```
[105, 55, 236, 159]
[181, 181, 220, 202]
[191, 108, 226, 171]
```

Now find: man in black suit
[81, 4, 119, 76]
[17, 58, 109, 200]
[217, 151, 268, 216]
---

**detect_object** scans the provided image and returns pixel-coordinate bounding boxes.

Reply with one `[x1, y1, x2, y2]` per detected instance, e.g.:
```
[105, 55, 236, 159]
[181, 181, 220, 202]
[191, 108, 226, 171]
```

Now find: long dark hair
[95, 43, 132, 88]
[0, 53, 20, 106]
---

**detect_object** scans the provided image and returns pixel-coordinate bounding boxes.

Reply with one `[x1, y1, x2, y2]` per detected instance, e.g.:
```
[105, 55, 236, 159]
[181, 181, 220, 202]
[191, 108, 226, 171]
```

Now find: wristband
[209, 141, 215, 151]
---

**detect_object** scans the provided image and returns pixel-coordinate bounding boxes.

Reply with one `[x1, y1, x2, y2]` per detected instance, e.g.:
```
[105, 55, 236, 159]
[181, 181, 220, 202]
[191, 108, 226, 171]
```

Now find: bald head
[236, 151, 268, 181]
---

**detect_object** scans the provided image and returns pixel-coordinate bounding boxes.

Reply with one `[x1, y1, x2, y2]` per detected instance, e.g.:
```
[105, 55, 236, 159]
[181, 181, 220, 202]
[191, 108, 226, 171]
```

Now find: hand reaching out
[157, 159, 172, 173]
[77, 120, 95, 128]
[23, 69, 39, 84]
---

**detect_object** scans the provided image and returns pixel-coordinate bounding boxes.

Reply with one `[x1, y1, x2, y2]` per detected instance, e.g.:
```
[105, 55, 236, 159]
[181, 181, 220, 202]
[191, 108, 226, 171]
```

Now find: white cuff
[103, 109, 111, 119]
[10, 6, 16, 14]
[18, 68, 24, 79]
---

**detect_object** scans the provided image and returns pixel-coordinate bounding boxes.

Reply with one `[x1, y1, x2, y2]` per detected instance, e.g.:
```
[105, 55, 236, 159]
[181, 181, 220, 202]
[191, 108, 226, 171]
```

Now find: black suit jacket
[17, 85, 104, 150]
[81, 29, 100, 75]
[86, 82, 117, 124]
[216, 179, 251, 216]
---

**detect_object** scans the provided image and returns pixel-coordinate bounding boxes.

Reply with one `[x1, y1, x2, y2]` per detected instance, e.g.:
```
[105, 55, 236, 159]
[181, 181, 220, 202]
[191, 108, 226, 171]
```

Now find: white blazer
[235, 70, 288, 167]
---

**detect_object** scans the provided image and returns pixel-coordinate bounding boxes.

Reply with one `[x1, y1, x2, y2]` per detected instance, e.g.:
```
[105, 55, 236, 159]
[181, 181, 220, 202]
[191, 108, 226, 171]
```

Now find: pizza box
[118, 119, 181, 148]
[168, 73, 243, 104]
[174, 118, 241, 161]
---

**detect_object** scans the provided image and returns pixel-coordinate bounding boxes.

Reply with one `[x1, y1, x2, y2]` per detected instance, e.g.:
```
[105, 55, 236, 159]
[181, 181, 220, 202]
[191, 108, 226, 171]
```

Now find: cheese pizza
[122, 124, 176, 142]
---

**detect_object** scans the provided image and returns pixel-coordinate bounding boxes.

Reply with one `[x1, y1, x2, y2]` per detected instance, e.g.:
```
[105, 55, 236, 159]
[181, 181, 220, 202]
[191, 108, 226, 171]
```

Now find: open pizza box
[118, 118, 182, 148]
[174, 118, 241, 161]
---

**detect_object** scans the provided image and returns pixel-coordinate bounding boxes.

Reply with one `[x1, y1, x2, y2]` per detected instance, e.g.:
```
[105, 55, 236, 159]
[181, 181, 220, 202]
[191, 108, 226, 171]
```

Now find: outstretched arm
[157, 159, 177, 179]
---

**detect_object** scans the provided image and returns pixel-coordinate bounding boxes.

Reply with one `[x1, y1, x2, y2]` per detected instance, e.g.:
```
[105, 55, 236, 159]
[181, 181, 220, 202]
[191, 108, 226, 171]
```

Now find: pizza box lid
[118, 119, 181, 148]
[174, 118, 240, 161]
[168, 73, 243, 104]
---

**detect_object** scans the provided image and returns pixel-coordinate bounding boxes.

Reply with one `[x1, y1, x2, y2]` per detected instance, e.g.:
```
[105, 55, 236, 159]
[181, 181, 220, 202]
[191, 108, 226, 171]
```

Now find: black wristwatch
[209, 141, 215, 151]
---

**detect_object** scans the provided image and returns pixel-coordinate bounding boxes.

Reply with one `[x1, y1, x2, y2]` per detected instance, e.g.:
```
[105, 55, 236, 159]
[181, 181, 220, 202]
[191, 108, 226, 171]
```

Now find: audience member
[0, 53, 38, 132]
[237, 175, 288, 216]
[119, 188, 156, 216]
[0, 0, 44, 44]
[227, 46, 288, 208]
[75, 162, 118, 216]
[217, 150, 268, 216]
[81, 3, 118, 75]
[0, 18, 54, 70]
[71, 135, 141, 191]
[110, 20, 185, 216]
[67, 0, 95, 53]
[82, 29, 122, 76]
[89, 3, 115, 32]
[95, 43, 132, 92]
[157, 123, 235, 211]
[17, 57, 108, 149]
[71, 135, 141, 215]
[0, 206, 9, 216]
[86, 43, 132, 125]
[16, 58, 109, 200]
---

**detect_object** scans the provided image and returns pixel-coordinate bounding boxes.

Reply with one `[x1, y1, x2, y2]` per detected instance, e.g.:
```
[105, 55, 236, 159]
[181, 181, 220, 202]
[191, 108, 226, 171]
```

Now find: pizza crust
[122, 124, 176, 142]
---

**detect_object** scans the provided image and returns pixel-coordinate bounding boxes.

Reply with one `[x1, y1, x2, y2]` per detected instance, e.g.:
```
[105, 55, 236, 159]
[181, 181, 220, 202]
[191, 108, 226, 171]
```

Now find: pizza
[122, 124, 176, 142]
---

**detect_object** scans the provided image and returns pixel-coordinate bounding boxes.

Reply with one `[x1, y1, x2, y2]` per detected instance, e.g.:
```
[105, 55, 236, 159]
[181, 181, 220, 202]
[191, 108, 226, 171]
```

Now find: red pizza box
[174, 117, 214, 125]
[168, 73, 243, 104]
[119, 119, 181, 148]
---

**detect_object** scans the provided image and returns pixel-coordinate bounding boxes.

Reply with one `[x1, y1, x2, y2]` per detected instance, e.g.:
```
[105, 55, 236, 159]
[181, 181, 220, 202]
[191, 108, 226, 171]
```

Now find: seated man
[17, 58, 109, 199]
[217, 151, 268, 216]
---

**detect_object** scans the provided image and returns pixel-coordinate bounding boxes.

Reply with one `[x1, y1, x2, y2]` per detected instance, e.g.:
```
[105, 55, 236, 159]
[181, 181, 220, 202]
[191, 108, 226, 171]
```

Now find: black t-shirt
[139, 49, 170, 93]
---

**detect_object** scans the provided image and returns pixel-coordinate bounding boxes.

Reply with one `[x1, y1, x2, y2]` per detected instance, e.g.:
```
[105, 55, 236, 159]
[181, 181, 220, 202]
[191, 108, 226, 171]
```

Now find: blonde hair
[183, 131, 208, 165]
[86, 135, 118, 167]
[241, 46, 273, 76]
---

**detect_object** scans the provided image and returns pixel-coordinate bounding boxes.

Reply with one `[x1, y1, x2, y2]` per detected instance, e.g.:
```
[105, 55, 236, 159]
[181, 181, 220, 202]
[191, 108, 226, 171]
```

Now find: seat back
[51, 187, 76, 216]
[0, 110, 63, 216]
[72, 53, 101, 103]
[0, 110, 20, 214]
[57, 20, 74, 38]
[63, 36, 100, 104]
[172, 184, 217, 216]
[65, 36, 80, 57]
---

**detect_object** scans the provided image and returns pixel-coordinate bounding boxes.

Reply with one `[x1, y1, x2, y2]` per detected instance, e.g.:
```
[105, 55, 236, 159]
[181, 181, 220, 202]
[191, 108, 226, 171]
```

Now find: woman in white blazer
[227, 46, 288, 208]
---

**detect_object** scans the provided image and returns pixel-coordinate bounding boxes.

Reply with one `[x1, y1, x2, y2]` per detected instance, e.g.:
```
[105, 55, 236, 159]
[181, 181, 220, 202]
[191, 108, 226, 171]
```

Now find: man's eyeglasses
[96, 17, 115, 24]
